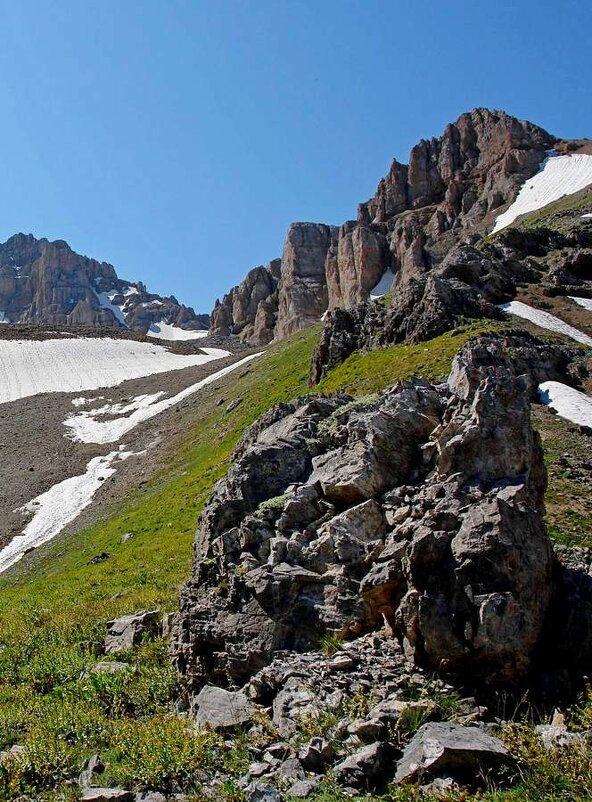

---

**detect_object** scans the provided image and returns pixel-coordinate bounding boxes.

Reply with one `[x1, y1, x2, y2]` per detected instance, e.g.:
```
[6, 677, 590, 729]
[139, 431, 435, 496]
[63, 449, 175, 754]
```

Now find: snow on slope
[582, 213, 592, 219]
[0, 338, 231, 404]
[570, 296, 592, 312]
[0, 449, 134, 574]
[370, 270, 395, 299]
[539, 381, 592, 429]
[65, 352, 262, 444]
[147, 321, 209, 341]
[499, 301, 592, 346]
[492, 153, 592, 233]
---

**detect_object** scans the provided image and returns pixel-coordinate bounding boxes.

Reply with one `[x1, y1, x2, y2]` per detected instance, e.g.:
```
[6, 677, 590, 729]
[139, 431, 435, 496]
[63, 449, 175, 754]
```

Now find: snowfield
[147, 321, 209, 341]
[370, 269, 395, 299]
[570, 296, 592, 312]
[492, 153, 592, 233]
[0, 448, 134, 574]
[0, 338, 231, 404]
[539, 381, 592, 429]
[65, 352, 262, 444]
[499, 301, 592, 346]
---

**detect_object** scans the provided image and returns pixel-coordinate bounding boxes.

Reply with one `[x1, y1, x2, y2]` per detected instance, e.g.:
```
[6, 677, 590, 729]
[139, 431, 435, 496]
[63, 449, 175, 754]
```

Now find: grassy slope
[0, 317, 590, 800]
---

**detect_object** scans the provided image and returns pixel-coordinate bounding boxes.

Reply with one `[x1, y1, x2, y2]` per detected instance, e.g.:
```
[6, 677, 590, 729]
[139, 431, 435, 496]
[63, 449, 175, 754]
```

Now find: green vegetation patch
[315, 323, 497, 396]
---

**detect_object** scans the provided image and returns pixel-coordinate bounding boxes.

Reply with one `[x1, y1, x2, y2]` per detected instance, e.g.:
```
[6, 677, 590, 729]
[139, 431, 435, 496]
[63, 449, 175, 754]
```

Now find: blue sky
[0, 1, 590, 313]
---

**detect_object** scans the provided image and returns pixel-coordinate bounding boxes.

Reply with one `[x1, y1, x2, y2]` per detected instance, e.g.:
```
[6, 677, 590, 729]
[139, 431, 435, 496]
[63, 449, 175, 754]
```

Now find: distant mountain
[0, 233, 209, 335]
[210, 108, 591, 345]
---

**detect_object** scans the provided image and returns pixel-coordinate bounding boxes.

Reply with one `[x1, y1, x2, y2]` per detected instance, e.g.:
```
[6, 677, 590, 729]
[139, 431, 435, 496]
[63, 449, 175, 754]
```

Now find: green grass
[315, 322, 497, 396]
[0, 317, 589, 799]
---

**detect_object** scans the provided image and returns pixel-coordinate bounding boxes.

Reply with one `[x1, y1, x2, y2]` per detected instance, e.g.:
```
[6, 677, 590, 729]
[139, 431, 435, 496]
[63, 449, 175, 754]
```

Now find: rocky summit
[210, 109, 561, 345]
[0, 233, 208, 332]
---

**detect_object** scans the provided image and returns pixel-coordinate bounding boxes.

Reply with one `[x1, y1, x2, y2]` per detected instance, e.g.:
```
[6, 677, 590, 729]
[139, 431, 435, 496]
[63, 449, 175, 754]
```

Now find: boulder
[104, 610, 161, 654]
[394, 722, 511, 784]
[193, 685, 252, 732]
[333, 741, 389, 789]
[80, 790, 134, 802]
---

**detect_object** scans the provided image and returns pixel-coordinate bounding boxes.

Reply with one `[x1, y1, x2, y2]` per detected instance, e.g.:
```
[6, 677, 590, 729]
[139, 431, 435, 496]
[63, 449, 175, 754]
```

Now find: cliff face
[0, 233, 208, 332]
[210, 108, 556, 345]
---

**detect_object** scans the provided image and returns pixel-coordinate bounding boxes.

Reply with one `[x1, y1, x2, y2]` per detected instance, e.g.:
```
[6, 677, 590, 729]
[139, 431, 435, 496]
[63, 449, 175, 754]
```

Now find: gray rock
[88, 661, 131, 676]
[78, 753, 105, 788]
[333, 741, 388, 788]
[81, 790, 134, 802]
[104, 610, 160, 654]
[298, 737, 336, 772]
[394, 722, 511, 784]
[287, 779, 319, 798]
[193, 685, 252, 732]
[243, 782, 283, 802]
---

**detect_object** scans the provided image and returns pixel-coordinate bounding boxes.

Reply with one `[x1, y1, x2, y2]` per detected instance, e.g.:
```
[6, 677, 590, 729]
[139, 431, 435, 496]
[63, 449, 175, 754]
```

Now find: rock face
[210, 108, 557, 345]
[171, 332, 560, 700]
[0, 233, 208, 332]
[210, 260, 281, 344]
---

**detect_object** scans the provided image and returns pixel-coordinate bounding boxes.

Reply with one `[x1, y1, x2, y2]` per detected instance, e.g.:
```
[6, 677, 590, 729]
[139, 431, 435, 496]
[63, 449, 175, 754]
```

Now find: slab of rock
[243, 782, 283, 802]
[81, 790, 134, 802]
[193, 685, 252, 732]
[104, 610, 160, 654]
[394, 722, 511, 784]
[333, 741, 389, 788]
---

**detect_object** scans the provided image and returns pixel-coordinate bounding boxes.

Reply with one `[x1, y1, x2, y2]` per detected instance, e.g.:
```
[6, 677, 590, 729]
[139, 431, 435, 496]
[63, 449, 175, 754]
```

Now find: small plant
[318, 632, 344, 657]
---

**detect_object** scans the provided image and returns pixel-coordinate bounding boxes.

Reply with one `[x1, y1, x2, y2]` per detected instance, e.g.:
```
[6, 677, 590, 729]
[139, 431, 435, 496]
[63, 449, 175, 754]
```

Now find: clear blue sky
[0, 1, 590, 313]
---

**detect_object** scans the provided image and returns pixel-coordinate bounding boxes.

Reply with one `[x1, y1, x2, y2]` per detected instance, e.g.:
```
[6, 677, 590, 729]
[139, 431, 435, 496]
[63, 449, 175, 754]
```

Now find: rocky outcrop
[0, 233, 208, 332]
[210, 109, 558, 345]
[210, 260, 281, 344]
[171, 333, 573, 703]
[275, 223, 338, 340]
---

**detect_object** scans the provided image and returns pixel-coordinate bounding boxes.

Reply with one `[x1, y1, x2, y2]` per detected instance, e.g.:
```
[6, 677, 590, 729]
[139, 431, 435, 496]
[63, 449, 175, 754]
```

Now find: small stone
[193, 685, 252, 732]
[243, 781, 282, 802]
[288, 779, 319, 798]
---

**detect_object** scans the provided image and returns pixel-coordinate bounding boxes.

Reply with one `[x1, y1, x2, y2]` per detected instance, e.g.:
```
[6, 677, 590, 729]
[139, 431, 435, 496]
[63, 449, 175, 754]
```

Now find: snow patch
[147, 321, 209, 341]
[582, 213, 592, 219]
[0, 449, 134, 574]
[569, 296, 592, 312]
[499, 300, 592, 346]
[94, 290, 127, 326]
[0, 338, 231, 405]
[65, 352, 262, 444]
[0, 312, 9, 324]
[538, 381, 592, 429]
[492, 154, 592, 233]
[370, 269, 395, 299]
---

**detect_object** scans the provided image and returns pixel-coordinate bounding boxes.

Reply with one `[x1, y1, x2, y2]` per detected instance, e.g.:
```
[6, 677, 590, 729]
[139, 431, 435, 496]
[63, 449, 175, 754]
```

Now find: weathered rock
[104, 610, 160, 654]
[193, 685, 252, 731]
[172, 336, 556, 699]
[79, 753, 105, 788]
[535, 710, 590, 750]
[243, 782, 283, 802]
[287, 779, 319, 798]
[332, 741, 389, 789]
[80, 790, 134, 802]
[298, 737, 336, 772]
[394, 722, 511, 784]
[210, 260, 280, 344]
[275, 223, 338, 340]
[87, 661, 131, 676]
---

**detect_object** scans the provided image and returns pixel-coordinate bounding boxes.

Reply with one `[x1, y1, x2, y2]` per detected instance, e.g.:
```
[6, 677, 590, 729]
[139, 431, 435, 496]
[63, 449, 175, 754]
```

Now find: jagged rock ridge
[211, 108, 557, 345]
[0, 233, 208, 332]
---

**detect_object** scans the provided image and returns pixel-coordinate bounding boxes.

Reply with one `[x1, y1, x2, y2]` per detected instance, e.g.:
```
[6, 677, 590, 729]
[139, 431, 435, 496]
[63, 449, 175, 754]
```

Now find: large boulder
[171, 334, 556, 702]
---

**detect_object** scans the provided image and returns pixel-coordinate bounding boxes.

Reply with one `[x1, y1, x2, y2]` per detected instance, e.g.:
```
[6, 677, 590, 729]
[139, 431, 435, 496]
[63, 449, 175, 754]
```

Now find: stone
[193, 685, 252, 732]
[104, 610, 161, 654]
[333, 741, 389, 789]
[394, 722, 511, 784]
[535, 710, 590, 750]
[243, 782, 282, 802]
[79, 753, 105, 788]
[287, 779, 319, 798]
[87, 661, 131, 676]
[298, 738, 336, 772]
[80, 790, 134, 801]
